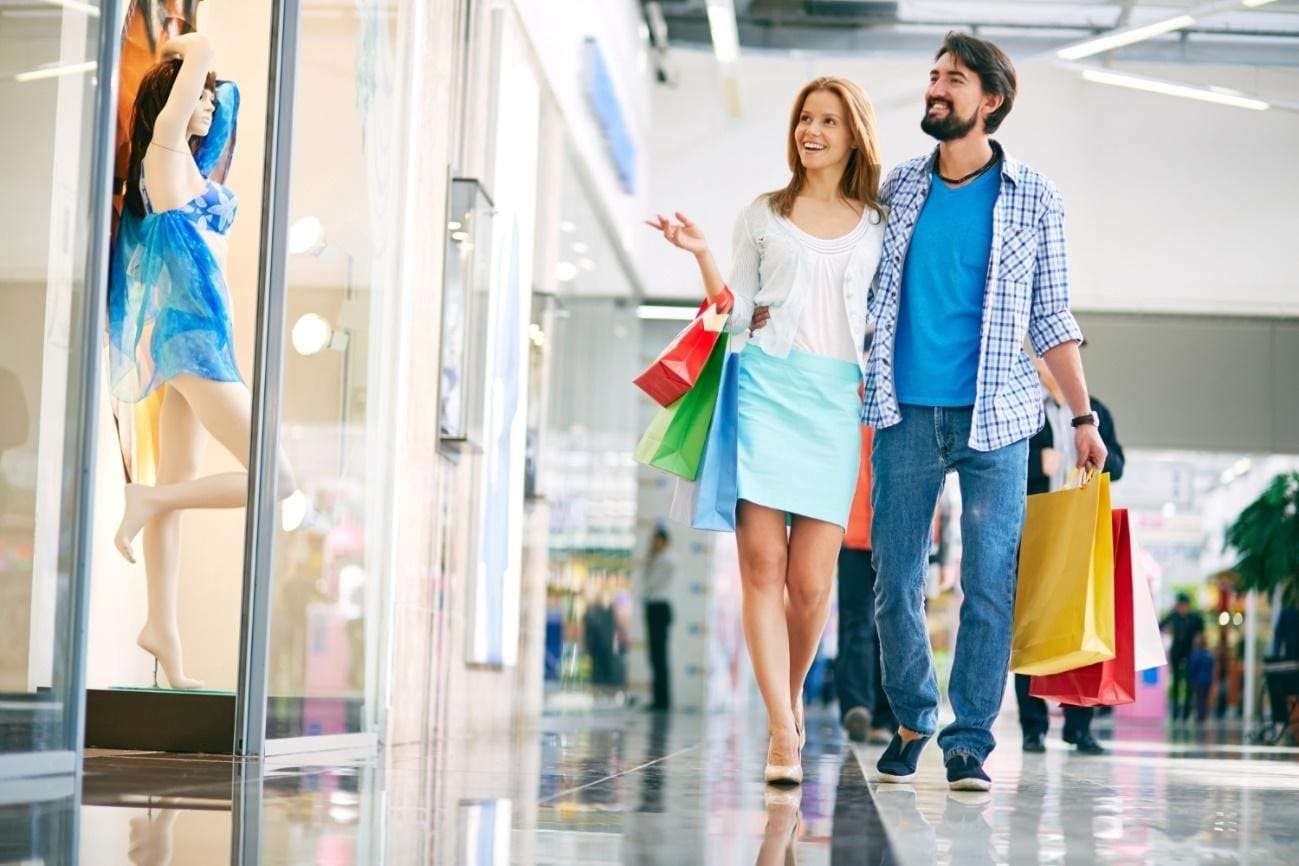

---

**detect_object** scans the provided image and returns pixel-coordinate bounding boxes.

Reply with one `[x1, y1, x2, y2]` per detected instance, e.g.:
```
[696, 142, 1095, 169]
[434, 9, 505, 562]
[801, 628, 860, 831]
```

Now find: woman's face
[795, 89, 854, 171]
[188, 88, 215, 138]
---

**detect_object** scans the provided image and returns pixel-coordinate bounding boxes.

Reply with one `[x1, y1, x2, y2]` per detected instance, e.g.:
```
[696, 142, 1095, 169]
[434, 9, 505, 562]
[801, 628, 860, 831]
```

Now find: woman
[647, 77, 885, 784]
[108, 32, 290, 689]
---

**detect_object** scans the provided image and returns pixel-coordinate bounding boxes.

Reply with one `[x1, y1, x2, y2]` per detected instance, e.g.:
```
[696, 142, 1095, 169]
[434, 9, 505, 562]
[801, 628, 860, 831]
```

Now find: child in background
[1188, 633, 1215, 724]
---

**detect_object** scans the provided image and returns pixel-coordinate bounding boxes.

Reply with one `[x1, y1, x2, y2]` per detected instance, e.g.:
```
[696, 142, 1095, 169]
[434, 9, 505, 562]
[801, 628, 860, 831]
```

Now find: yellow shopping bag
[1011, 472, 1116, 676]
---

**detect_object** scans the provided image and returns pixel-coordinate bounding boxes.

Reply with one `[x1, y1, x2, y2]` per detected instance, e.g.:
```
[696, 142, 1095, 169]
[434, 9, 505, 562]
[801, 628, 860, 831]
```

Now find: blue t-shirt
[893, 163, 1001, 407]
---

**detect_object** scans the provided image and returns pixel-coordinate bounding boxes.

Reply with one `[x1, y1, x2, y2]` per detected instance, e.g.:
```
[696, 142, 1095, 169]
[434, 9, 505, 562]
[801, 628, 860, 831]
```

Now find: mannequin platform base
[85, 688, 236, 754]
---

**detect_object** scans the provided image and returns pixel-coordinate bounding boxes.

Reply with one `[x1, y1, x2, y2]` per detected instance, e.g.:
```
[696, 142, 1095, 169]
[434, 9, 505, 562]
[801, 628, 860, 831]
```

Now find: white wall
[640, 47, 1299, 318]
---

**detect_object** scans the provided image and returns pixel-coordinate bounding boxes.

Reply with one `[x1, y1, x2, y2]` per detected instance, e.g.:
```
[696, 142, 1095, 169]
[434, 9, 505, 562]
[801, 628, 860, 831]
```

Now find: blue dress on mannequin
[107, 81, 242, 404]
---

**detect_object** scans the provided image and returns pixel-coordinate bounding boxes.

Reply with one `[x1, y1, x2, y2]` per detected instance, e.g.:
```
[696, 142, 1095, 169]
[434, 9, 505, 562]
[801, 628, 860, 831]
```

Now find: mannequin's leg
[114, 375, 295, 561]
[136, 386, 207, 689]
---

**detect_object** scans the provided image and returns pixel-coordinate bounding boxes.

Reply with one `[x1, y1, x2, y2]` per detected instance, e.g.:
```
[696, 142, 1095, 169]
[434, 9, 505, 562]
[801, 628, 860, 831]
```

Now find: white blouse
[725, 195, 885, 376]
[782, 213, 873, 365]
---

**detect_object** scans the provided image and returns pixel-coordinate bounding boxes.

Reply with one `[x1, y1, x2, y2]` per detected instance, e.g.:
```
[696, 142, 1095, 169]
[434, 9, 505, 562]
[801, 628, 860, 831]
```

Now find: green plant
[1225, 471, 1299, 600]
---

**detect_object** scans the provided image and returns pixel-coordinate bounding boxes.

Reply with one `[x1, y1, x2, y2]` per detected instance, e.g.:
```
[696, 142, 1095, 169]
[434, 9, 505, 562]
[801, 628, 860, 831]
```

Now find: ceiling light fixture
[1080, 68, 1270, 111]
[1058, 15, 1196, 61]
[636, 305, 698, 321]
[705, 0, 740, 65]
[41, 0, 100, 16]
[14, 60, 96, 83]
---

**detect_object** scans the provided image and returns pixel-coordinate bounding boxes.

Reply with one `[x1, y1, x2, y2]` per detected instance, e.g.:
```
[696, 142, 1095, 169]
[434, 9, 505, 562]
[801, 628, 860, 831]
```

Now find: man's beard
[921, 99, 978, 142]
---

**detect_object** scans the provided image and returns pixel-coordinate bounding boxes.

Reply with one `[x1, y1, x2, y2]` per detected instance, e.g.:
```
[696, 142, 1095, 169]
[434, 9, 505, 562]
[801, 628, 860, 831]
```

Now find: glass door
[0, 0, 119, 778]
[240, 0, 414, 755]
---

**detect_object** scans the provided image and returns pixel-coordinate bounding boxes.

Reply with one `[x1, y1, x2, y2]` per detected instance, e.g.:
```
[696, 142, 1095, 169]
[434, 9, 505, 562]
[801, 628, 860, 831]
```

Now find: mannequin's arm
[153, 32, 213, 146]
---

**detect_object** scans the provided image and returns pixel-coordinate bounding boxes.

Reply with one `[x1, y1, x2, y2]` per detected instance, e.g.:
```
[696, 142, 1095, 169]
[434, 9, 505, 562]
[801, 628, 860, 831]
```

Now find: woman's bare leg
[785, 516, 844, 737]
[737, 500, 798, 766]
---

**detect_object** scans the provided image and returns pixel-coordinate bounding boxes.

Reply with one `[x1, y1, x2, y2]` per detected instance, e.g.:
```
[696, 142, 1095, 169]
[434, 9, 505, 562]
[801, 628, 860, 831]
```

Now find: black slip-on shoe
[876, 733, 929, 783]
[1022, 733, 1046, 753]
[1071, 734, 1106, 756]
[946, 753, 992, 792]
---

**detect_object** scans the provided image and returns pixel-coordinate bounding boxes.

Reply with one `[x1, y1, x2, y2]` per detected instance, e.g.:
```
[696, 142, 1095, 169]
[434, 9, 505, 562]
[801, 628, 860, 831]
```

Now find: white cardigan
[725, 196, 885, 376]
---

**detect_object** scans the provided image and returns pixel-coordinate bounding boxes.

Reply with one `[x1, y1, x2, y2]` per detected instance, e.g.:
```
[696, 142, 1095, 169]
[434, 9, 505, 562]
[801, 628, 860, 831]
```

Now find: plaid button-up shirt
[864, 145, 1084, 452]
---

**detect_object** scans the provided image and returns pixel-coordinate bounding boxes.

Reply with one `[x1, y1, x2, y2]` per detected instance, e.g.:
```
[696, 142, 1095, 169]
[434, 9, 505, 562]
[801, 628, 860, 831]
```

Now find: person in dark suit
[1017, 350, 1125, 755]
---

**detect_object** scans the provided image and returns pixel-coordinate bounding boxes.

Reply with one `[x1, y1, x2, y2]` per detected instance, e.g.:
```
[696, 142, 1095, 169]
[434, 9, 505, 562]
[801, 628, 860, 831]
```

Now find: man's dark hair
[653, 525, 670, 544]
[1176, 592, 1192, 605]
[935, 32, 1017, 134]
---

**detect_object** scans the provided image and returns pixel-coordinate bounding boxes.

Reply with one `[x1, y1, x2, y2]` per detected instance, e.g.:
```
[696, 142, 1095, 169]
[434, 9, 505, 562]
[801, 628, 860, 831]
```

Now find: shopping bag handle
[1064, 467, 1097, 490]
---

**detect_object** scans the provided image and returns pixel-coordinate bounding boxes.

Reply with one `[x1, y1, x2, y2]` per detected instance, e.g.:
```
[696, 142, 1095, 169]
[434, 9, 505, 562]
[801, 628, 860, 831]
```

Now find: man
[1016, 353, 1125, 756]
[865, 33, 1107, 792]
[640, 525, 676, 712]
[1160, 593, 1205, 722]
[836, 426, 897, 744]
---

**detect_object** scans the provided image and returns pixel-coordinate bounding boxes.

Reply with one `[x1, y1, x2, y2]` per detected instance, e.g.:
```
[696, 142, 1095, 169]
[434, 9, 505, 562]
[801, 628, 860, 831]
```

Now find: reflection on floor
[3, 707, 1298, 864]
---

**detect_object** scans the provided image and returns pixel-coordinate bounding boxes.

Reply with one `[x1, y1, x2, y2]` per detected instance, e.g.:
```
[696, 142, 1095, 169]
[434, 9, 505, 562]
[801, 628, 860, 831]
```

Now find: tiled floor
[3, 707, 1297, 864]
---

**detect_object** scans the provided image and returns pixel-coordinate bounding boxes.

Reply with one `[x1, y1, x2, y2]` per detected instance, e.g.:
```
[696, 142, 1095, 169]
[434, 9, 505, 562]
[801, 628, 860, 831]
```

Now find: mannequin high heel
[137, 626, 204, 690]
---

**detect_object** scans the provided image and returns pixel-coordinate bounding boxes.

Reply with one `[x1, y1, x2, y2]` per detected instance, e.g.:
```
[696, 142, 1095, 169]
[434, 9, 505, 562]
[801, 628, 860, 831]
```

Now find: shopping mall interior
[2, 0, 1299, 863]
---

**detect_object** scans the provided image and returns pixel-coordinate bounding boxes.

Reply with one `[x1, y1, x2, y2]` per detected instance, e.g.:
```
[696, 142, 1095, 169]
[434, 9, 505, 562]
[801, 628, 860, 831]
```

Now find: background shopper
[836, 426, 896, 744]
[640, 525, 676, 712]
[1016, 353, 1125, 756]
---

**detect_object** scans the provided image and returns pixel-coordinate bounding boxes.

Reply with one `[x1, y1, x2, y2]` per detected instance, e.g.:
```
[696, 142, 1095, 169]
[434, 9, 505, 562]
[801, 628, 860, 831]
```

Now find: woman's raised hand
[645, 211, 709, 255]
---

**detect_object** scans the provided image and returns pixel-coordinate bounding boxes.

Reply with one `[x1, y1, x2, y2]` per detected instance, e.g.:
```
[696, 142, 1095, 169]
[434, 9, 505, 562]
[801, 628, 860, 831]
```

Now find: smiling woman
[644, 73, 885, 786]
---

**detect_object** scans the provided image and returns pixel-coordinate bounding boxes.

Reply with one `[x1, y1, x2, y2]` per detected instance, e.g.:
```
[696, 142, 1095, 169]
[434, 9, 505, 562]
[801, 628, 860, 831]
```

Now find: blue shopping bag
[669, 351, 739, 532]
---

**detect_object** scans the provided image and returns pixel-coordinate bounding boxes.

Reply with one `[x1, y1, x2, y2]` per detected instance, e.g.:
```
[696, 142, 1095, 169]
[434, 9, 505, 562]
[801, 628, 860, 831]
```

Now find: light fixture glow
[281, 490, 309, 532]
[1242, 0, 1280, 7]
[572, 241, 590, 254]
[14, 60, 96, 83]
[578, 257, 596, 272]
[1057, 15, 1196, 61]
[554, 261, 579, 282]
[41, 0, 100, 16]
[1080, 68, 1270, 111]
[1161, 502, 1177, 519]
[447, 220, 462, 230]
[451, 230, 470, 242]
[287, 216, 324, 254]
[636, 305, 698, 321]
[706, 1, 740, 65]
[291, 313, 333, 356]
[1219, 611, 1232, 626]
[559, 220, 576, 234]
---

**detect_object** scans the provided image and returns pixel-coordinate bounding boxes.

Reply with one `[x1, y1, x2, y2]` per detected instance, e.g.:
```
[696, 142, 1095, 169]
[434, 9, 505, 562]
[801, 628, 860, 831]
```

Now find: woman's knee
[788, 577, 832, 612]
[739, 545, 787, 593]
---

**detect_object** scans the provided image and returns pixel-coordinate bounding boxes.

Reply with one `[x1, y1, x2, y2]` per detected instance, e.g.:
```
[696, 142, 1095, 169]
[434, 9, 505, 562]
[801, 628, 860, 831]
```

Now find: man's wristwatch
[1071, 411, 1099, 429]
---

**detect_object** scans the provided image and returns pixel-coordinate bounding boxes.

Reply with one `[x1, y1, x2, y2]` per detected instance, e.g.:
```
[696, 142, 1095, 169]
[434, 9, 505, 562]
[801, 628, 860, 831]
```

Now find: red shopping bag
[1029, 509, 1136, 707]
[633, 288, 733, 407]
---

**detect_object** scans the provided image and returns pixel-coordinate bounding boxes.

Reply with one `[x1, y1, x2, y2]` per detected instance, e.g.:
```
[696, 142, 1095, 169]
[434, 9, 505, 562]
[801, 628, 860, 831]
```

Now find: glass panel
[0, 0, 107, 762]
[84, 5, 272, 741]
[265, 0, 408, 740]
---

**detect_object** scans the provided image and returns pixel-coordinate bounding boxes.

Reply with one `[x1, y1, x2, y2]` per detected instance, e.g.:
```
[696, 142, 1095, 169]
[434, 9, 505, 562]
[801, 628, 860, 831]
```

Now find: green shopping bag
[634, 333, 728, 481]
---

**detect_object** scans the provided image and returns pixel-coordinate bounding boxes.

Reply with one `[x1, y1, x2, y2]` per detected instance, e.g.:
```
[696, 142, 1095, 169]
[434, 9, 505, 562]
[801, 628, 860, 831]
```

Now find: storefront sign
[581, 37, 637, 195]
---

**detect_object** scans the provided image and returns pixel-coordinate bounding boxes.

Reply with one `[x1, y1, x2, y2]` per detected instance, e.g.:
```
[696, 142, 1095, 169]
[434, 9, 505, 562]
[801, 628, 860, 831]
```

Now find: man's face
[922, 52, 991, 142]
[1177, 601, 1190, 615]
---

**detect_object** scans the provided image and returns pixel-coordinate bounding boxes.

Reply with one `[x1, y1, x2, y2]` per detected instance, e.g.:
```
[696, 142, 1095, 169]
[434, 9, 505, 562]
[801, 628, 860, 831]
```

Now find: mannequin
[107, 32, 290, 689]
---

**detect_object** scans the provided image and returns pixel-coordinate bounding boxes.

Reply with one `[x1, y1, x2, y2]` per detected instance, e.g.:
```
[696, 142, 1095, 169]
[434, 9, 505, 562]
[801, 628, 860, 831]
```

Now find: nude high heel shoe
[764, 730, 803, 786]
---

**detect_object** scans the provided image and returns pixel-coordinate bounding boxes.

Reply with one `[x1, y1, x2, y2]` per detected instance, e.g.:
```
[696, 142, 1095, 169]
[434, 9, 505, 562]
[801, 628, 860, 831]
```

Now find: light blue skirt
[736, 344, 862, 529]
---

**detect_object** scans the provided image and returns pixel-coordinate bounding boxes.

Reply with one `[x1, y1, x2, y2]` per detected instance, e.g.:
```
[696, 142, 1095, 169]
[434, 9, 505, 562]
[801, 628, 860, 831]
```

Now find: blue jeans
[871, 405, 1028, 762]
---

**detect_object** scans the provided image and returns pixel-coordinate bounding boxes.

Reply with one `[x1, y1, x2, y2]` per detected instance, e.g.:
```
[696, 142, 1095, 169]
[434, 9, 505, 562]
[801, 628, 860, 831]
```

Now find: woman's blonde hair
[767, 77, 884, 221]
